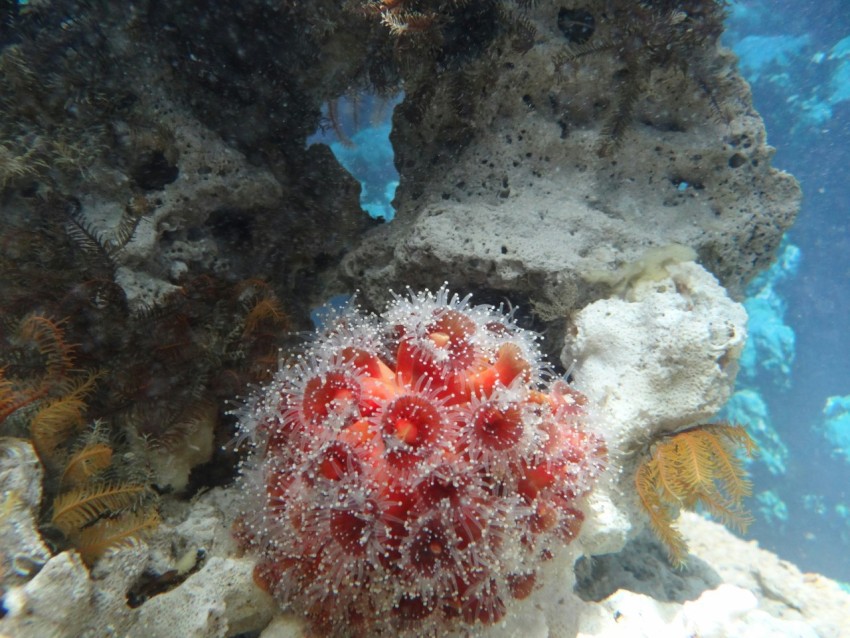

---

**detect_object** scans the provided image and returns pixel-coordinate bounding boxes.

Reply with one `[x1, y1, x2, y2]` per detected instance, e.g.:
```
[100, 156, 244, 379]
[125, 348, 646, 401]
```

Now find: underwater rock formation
[0, 0, 376, 508]
[0, 446, 276, 637]
[341, 1, 801, 321]
[561, 261, 748, 556]
[3, 444, 848, 637]
[0, 0, 371, 319]
[0, 1, 832, 637]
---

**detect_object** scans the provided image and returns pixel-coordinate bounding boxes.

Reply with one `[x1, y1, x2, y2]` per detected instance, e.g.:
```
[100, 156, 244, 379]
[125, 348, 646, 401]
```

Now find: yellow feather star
[635, 422, 757, 567]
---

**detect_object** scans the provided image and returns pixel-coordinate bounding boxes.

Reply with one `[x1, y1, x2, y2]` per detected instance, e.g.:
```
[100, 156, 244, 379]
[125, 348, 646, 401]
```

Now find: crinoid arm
[635, 422, 757, 567]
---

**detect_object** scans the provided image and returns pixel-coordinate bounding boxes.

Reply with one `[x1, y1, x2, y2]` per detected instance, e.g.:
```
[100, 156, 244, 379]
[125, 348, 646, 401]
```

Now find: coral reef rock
[341, 1, 800, 320]
[563, 260, 749, 557]
[0, 439, 52, 591]
[0, 441, 275, 638]
[3, 455, 847, 638]
[574, 512, 850, 638]
[1, 0, 372, 321]
[564, 261, 748, 441]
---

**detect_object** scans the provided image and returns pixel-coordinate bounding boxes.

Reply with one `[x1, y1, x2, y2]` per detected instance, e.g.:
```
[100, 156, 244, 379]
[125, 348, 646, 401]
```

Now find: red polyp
[409, 519, 450, 577]
[318, 441, 361, 480]
[264, 418, 293, 454]
[563, 428, 607, 465]
[394, 593, 436, 621]
[471, 403, 523, 451]
[330, 508, 371, 556]
[484, 320, 510, 336]
[547, 379, 588, 416]
[302, 372, 360, 425]
[340, 347, 384, 377]
[460, 580, 506, 626]
[265, 468, 295, 507]
[431, 309, 476, 340]
[393, 417, 419, 444]
[464, 343, 530, 398]
[416, 472, 485, 549]
[382, 395, 444, 451]
[253, 557, 289, 594]
[529, 501, 558, 534]
[358, 363, 400, 416]
[518, 460, 557, 501]
[385, 447, 421, 471]
[427, 309, 476, 369]
[507, 572, 536, 600]
[231, 514, 255, 550]
[555, 505, 585, 542]
[380, 487, 415, 567]
[419, 472, 460, 507]
[395, 339, 445, 390]
[493, 343, 531, 381]
[452, 502, 485, 549]
[337, 419, 386, 475]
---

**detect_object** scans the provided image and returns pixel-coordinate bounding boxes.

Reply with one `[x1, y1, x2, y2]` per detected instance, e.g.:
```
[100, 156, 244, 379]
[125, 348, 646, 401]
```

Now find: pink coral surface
[235, 287, 605, 636]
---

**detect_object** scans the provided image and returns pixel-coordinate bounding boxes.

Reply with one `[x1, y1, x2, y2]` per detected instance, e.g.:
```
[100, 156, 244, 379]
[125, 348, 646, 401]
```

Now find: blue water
[322, 0, 850, 584]
[722, 0, 850, 583]
[309, 93, 402, 222]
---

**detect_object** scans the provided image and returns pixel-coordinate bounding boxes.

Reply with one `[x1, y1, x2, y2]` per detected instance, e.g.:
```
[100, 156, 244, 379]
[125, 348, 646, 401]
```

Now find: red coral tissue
[234, 287, 606, 636]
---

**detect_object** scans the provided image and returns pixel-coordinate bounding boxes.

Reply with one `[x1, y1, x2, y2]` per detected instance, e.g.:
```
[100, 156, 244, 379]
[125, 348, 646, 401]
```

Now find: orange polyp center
[464, 344, 530, 399]
[303, 373, 359, 424]
[427, 310, 477, 371]
[429, 331, 450, 348]
[410, 521, 449, 576]
[394, 417, 419, 444]
[473, 404, 523, 450]
[331, 387, 354, 406]
[339, 418, 373, 447]
[492, 344, 530, 384]
[382, 396, 443, 455]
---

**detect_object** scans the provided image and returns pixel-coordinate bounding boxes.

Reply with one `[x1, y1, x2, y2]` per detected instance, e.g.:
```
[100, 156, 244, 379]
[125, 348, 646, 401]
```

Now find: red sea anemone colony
[235, 287, 606, 636]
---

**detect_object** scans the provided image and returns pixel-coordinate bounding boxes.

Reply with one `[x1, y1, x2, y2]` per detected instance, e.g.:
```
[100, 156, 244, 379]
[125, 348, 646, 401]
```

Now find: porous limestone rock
[0, 454, 275, 638]
[561, 260, 747, 556]
[563, 260, 747, 441]
[2, 0, 371, 322]
[574, 513, 850, 638]
[84, 88, 367, 317]
[341, 1, 800, 321]
[0, 551, 94, 637]
[682, 513, 850, 638]
[0, 438, 51, 591]
[575, 584, 820, 638]
[129, 556, 273, 638]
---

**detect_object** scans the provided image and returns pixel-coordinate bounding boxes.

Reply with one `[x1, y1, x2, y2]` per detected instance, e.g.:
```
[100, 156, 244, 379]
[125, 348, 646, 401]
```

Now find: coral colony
[235, 287, 606, 636]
